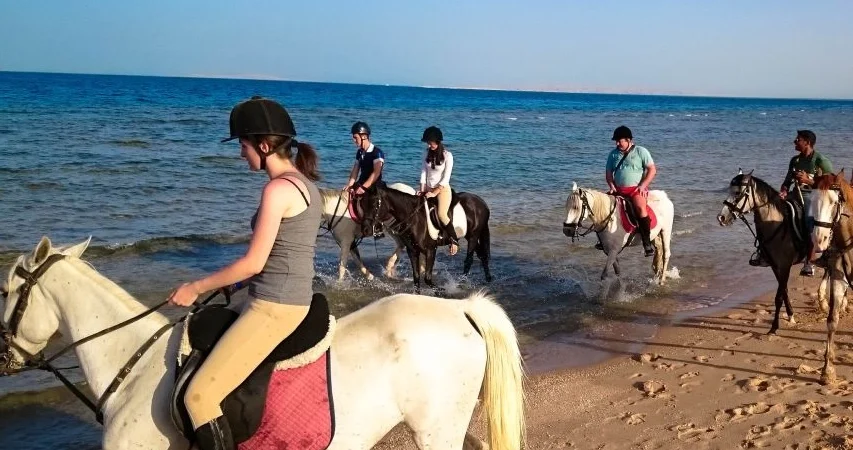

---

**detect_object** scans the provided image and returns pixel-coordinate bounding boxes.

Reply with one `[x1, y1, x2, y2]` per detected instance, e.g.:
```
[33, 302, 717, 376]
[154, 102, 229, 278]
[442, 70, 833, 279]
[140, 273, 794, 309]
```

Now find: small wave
[110, 139, 150, 148]
[199, 155, 241, 163]
[0, 129, 14, 135]
[673, 229, 694, 236]
[507, 117, 517, 121]
[679, 211, 703, 218]
[25, 181, 64, 190]
[86, 234, 250, 258]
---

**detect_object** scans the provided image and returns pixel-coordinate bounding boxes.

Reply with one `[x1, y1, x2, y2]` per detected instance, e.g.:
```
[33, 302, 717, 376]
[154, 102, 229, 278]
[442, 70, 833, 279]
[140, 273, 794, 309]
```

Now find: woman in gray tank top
[165, 96, 322, 450]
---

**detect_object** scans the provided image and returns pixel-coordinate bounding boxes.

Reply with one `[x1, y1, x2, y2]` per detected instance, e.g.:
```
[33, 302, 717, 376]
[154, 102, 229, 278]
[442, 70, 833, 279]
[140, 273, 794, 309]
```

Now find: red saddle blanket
[618, 197, 658, 234]
[238, 351, 334, 450]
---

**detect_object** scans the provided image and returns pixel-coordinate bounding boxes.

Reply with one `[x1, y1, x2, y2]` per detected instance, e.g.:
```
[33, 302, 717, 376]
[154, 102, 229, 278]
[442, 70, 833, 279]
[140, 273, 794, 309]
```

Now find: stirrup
[594, 242, 604, 251]
[749, 251, 770, 267]
[800, 264, 815, 277]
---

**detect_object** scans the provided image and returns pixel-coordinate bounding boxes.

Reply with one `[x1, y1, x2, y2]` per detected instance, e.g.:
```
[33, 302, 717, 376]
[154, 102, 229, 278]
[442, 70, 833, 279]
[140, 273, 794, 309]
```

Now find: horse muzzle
[717, 214, 733, 226]
[562, 223, 577, 237]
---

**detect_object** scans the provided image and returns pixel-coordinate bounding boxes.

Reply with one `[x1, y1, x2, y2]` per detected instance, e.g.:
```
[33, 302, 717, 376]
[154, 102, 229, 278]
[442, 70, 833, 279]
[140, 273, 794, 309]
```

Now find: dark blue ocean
[1, 72, 852, 448]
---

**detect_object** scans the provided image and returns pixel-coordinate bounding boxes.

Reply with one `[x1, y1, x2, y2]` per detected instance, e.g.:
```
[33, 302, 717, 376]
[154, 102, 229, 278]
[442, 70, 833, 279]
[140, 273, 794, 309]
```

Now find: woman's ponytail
[294, 141, 320, 181]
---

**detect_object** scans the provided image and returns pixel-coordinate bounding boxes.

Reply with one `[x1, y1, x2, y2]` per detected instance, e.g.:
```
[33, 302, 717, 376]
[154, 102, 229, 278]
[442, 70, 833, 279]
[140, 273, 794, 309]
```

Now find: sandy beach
[376, 272, 853, 450]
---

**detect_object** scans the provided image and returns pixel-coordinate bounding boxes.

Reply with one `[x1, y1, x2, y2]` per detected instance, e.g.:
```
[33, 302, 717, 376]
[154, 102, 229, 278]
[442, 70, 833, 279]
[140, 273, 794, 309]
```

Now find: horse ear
[571, 182, 578, 192]
[32, 236, 53, 266]
[737, 168, 743, 175]
[63, 236, 92, 258]
[747, 169, 754, 176]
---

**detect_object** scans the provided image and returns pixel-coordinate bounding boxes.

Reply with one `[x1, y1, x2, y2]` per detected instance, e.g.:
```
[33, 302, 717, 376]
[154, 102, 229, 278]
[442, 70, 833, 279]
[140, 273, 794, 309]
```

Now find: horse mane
[584, 189, 613, 224]
[319, 187, 347, 205]
[744, 175, 781, 201]
[815, 173, 853, 211]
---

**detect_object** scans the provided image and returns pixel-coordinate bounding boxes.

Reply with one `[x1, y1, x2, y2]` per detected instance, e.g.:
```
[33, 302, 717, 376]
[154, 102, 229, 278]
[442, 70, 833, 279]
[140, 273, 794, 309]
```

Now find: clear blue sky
[1, 0, 852, 99]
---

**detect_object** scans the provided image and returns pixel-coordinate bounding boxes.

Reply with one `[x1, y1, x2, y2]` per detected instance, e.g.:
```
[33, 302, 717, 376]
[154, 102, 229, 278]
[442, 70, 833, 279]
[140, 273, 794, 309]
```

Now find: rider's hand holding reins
[168, 282, 201, 307]
[636, 184, 649, 198]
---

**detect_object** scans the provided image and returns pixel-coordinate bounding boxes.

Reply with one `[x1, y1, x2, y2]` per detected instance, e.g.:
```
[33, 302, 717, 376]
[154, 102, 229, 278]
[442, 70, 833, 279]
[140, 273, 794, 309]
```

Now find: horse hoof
[767, 329, 778, 336]
[786, 314, 796, 324]
[820, 367, 837, 386]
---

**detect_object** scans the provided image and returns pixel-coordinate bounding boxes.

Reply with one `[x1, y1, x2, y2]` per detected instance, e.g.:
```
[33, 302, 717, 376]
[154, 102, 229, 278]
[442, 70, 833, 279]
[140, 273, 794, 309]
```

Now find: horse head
[1, 236, 90, 373]
[718, 170, 756, 226]
[563, 182, 590, 238]
[811, 170, 851, 255]
[359, 186, 393, 239]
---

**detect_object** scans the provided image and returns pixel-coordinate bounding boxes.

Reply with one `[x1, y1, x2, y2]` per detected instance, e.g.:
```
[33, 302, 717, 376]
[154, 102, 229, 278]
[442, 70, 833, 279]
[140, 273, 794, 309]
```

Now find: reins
[1, 259, 233, 425]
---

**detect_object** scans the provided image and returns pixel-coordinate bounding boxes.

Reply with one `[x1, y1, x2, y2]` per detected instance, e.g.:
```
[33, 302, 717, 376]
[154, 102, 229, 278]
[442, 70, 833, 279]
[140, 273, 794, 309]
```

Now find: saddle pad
[237, 350, 334, 450]
[618, 197, 658, 234]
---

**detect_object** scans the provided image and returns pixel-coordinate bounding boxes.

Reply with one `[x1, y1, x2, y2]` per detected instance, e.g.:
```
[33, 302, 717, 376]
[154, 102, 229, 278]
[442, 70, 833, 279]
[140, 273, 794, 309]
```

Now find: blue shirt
[606, 145, 654, 187]
[355, 144, 385, 185]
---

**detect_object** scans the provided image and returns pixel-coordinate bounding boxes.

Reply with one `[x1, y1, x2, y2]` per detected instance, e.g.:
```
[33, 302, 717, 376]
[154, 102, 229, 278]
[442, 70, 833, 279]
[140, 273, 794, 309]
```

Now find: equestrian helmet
[221, 96, 296, 142]
[421, 126, 443, 143]
[611, 125, 633, 141]
[351, 121, 371, 136]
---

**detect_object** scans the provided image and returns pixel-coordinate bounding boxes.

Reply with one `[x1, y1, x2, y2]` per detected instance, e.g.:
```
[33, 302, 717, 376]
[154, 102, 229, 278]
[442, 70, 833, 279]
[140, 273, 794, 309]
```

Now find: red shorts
[615, 185, 639, 197]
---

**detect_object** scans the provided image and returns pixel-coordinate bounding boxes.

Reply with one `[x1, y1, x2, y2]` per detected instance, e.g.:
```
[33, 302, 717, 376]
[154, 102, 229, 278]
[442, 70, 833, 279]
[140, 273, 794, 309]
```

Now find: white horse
[0, 237, 525, 450]
[319, 183, 415, 281]
[562, 182, 675, 284]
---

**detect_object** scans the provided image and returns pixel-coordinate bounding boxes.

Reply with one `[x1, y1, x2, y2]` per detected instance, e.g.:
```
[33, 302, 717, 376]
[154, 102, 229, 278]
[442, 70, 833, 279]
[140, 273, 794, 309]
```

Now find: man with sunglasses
[343, 121, 385, 195]
[776, 129, 832, 276]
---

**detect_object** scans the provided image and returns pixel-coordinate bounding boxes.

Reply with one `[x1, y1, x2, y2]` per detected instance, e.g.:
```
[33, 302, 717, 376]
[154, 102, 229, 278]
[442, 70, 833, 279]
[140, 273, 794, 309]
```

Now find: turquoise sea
[1, 71, 852, 448]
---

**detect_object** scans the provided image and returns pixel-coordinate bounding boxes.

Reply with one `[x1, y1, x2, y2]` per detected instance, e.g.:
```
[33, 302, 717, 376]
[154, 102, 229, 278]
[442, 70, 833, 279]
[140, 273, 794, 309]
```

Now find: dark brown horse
[718, 171, 830, 334]
[359, 184, 493, 289]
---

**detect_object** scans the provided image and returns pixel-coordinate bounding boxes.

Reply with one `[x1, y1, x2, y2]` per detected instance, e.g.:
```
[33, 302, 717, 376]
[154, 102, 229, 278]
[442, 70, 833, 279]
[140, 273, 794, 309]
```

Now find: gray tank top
[248, 171, 322, 305]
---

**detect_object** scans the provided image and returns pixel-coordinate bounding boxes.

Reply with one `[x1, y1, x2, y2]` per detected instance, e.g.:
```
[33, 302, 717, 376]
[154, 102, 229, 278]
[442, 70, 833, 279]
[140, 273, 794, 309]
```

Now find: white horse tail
[462, 290, 526, 450]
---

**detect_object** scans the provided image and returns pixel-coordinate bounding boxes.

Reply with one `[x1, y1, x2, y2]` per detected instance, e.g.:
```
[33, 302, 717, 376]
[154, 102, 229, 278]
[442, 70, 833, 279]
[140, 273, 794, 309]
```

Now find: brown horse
[810, 171, 853, 385]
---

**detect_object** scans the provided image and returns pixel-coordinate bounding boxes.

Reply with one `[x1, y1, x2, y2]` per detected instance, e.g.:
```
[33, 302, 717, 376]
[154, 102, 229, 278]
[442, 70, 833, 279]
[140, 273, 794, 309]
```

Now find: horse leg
[407, 247, 421, 290]
[385, 240, 402, 279]
[475, 226, 493, 282]
[463, 237, 478, 276]
[423, 246, 437, 288]
[337, 235, 355, 281]
[818, 269, 830, 313]
[652, 234, 663, 281]
[612, 259, 620, 276]
[821, 275, 845, 385]
[349, 243, 375, 280]
[768, 265, 790, 334]
[601, 251, 617, 281]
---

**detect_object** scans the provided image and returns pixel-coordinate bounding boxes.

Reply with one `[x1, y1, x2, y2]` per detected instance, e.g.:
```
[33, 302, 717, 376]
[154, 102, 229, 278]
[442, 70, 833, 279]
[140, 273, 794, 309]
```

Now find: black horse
[359, 184, 493, 289]
[717, 171, 829, 334]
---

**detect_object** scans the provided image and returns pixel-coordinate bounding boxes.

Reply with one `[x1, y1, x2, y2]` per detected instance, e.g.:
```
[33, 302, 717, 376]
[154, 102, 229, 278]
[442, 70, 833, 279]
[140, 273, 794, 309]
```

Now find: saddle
[426, 189, 461, 230]
[615, 195, 658, 235]
[785, 200, 809, 244]
[171, 293, 335, 447]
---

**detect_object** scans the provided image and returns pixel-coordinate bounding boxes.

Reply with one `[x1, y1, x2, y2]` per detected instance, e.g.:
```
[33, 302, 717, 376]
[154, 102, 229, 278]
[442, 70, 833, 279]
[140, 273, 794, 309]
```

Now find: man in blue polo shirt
[344, 121, 385, 195]
[605, 125, 657, 256]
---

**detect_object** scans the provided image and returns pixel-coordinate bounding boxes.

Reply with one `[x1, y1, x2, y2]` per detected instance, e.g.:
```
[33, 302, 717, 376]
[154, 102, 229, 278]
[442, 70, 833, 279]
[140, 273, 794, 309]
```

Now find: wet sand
[375, 272, 853, 449]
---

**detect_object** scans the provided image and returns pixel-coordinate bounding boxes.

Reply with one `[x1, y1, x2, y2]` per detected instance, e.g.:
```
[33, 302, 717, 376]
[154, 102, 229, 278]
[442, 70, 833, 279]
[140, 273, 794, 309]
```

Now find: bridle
[0, 254, 228, 424]
[722, 178, 756, 220]
[563, 189, 616, 242]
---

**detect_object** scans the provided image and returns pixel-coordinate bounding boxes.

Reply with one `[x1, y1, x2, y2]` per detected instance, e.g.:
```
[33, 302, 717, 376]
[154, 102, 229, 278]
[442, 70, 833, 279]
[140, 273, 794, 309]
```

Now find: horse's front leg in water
[601, 252, 617, 280]
[407, 246, 421, 290]
[423, 246, 437, 288]
[612, 258, 621, 276]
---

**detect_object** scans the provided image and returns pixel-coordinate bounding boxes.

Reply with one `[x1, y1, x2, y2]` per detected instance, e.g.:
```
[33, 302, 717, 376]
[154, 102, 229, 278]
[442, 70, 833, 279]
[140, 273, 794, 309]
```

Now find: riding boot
[195, 416, 235, 450]
[444, 222, 460, 254]
[638, 216, 654, 257]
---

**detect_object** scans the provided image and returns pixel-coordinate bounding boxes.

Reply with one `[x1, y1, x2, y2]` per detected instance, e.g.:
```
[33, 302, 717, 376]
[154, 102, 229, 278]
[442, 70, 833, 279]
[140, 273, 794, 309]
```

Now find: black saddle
[785, 200, 809, 246]
[171, 293, 331, 444]
[426, 189, 462, 230]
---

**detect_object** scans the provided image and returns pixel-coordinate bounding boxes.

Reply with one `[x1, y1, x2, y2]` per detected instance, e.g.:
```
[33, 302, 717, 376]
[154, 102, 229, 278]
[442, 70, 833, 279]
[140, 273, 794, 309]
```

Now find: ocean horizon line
[2, 69, 852, 103]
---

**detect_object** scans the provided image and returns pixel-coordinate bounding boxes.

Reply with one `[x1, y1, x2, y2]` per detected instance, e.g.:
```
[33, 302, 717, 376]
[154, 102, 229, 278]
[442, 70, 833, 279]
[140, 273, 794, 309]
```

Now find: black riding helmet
[611, 125, 633, 141]
[221, 96, 296, 142]
[421, 126, 443, 143]
[351, 121, 371, 136]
